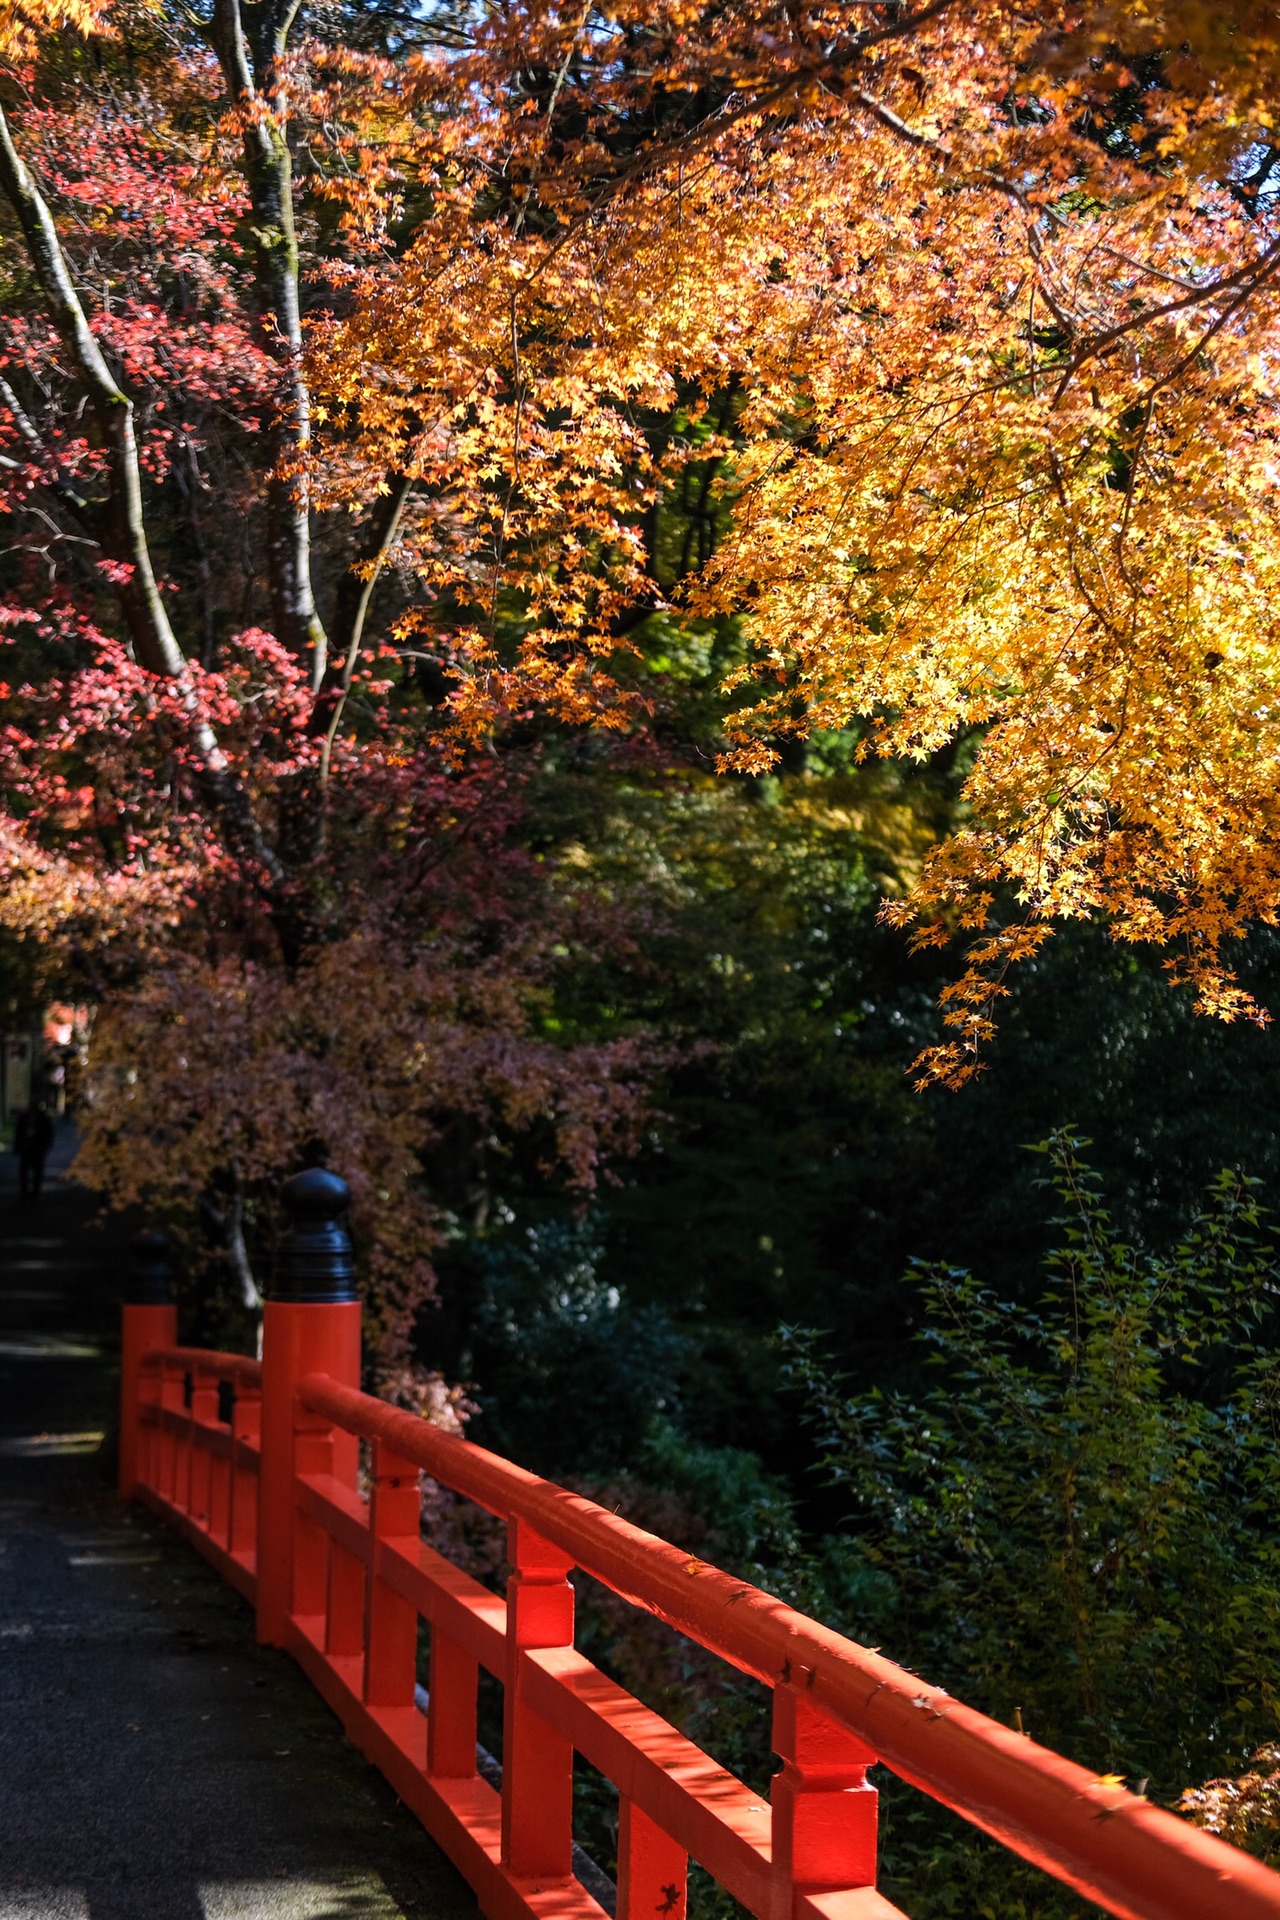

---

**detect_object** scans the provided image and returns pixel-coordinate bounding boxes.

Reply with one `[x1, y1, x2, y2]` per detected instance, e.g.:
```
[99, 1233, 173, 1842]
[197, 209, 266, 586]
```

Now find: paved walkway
[0, 1132, 481, 1920]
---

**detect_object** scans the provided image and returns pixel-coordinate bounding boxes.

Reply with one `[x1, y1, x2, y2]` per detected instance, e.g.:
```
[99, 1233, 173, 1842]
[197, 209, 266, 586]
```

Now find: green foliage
[441, 729, 1280, 1476]
[926, 923, 1280, 1302]
[783, 1134, 1280, 1916]
[634, 1418, 803, 1569]
[514, 751, 949, 1457]
[434, 1214, 688, 1477]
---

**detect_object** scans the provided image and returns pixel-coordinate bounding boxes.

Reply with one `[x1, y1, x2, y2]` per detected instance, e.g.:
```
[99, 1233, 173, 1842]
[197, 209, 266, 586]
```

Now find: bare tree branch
[0, 371, 93, 517]
[319, 471, 414, 790]
[0, 103, 192, 679]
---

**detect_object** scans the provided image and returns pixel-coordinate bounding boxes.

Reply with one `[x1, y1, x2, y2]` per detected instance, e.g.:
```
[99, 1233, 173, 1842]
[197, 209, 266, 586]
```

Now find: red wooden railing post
[128, 1330, 1280, 1920]
[770, 1679, 878, 1920]
[427, 1627, 479, 1780]
[139, 1351, 164, 1492]
[502, 1517, 576, 1881]
[229, 1374, 261, 1561]
[364, 1440, 420, 1710]
[256, 1168, 362, 1648]
[618, 1799, 688, 1920]
[208, 1374, 234, 1546]
[294, 1393, 338, 1626]
[119, 1230, 176, 1499]
[325, 1501, 367, 1661]
[188, 1362, 219, 1526]
[157, 1355, 184, 1501]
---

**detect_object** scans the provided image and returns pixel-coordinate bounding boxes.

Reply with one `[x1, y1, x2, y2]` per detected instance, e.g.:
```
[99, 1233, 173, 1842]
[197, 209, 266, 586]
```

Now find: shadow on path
[0, 1134, 480, 1920]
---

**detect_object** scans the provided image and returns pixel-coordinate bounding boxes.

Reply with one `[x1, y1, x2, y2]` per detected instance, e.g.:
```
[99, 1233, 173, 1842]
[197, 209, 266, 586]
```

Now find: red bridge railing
[119, 1179, 1280, 1920]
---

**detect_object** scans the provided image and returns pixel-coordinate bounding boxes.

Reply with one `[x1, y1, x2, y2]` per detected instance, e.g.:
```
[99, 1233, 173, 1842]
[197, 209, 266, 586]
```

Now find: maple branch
[211, 0, 255, 95]
[208, 1166, 262, 1310]
[212, 0, 329, 689]
[318, 471, 414, 790]
[1140, 243, 1280, 406]
[511, 0, 593, 241]
[173, 435, 219, 667]
[516, 2, 959, 295]
[843, 85, 935, 150]
[0, 371, 93, 519]
[839, 0, 961, 55]
[1045, 446, 1123, 645]
[837, 85, 1271, 365]
[252, 0, 304, 67]
[328, 471, 414, 675]
[1053, 232, 1280, 399]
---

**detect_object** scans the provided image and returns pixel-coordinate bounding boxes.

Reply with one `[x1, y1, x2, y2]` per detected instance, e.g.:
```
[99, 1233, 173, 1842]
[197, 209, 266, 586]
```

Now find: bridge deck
[0, 1135, 480, 1920]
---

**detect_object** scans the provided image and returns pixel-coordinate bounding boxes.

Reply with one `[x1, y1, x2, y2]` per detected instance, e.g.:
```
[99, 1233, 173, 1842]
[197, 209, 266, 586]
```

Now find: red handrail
[144, 1343, 264, 1386]
[130, 1339, 263, 1604]
[297, 1371, 1280, 1920]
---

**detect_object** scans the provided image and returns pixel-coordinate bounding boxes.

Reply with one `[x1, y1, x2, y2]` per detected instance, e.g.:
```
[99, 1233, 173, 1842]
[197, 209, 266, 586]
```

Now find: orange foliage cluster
[0, 1, 100, 56]
[305, 1, 1280, 1079]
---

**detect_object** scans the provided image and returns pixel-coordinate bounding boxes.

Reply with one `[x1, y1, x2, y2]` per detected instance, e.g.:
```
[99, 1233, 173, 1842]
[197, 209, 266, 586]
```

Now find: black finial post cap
[273, 1167, 358, 1303]
[128, 1228, 173, 1306]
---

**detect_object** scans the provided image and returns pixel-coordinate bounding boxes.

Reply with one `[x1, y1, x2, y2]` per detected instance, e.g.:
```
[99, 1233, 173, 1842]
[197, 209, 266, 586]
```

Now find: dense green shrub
[433, 1214, 688, 1477]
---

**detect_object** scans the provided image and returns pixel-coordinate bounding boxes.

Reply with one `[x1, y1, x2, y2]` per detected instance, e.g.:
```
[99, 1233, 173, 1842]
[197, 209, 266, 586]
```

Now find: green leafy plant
[783, 1133, 1280, 1914]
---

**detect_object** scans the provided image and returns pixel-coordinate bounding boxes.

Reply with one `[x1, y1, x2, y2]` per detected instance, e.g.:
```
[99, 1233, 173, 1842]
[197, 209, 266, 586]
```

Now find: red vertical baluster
[364, 1441, 419, 1710]
[230, 1377, 261, 1569]
[293, 1402, 334, 1628]
[118, 1231, 176, 1500]
[770, 1679, 878, 1920]
[138, 1354, 161, 1491]
[210, 1378, 233, 1545]
[618, 1798, 687, 1920]
[428, 1628, 478, 1780]
[326, 1532, 367, 1663]
[188, 1365, 218, 1528]
[159, 1357, 184, 1504]
[502, 1518, 575, 1880]
[256, 1168, 361, 1648]
[178, 1363, 198, 1513]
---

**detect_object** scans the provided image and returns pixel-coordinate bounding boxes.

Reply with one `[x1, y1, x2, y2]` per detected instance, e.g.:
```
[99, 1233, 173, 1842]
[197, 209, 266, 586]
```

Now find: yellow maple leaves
[227, 3, 1280, 1073]
[0, 0, 101, 59]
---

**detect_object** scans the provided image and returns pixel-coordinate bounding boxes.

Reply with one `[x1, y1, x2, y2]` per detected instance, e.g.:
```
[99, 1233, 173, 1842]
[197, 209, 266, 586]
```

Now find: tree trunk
[212, 0, 328, 688]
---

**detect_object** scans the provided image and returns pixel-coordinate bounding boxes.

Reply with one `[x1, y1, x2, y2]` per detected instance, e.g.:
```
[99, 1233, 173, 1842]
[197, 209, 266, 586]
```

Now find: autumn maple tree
[0, 0, 660, 1374]
[5, 0, 1280, 1350]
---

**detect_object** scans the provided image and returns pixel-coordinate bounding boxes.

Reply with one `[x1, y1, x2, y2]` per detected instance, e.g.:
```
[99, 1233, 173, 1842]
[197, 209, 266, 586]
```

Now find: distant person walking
[14, 1105, 54, 1199]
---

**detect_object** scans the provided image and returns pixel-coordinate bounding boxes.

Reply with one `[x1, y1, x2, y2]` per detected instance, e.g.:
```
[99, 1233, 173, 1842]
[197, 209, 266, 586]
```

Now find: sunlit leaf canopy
[299, 0, 1280, 1079]
[0, 1, 100, 55]
[8, 1, 1280, 1082]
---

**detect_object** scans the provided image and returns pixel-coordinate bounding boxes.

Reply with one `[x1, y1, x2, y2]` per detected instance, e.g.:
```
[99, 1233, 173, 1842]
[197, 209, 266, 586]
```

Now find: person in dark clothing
[14, 1105, 54, 1198]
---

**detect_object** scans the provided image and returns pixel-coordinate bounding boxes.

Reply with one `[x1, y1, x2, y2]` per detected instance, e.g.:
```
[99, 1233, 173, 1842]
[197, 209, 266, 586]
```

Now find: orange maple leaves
[305, 1, 1280, 1077]
[0, 0, 100, 56]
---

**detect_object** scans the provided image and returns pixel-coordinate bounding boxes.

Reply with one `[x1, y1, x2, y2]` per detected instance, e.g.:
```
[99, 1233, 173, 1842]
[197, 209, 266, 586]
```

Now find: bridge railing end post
[256, 1165, 362, 1648]
[119, 1229, 176, 1500]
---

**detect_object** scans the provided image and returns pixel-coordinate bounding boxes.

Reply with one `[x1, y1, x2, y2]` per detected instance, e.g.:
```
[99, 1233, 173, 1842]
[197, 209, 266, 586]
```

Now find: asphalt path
[0, 1131, 480, 1920]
